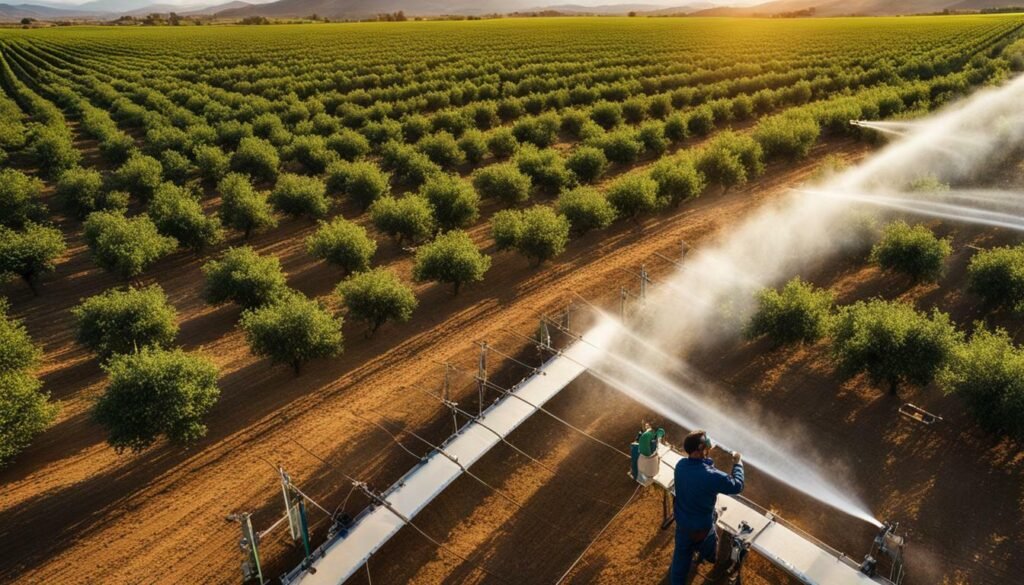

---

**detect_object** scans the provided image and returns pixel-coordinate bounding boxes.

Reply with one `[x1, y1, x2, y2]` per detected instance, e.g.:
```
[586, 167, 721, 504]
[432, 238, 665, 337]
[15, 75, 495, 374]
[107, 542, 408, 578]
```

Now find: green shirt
[637, 428, 665, 457]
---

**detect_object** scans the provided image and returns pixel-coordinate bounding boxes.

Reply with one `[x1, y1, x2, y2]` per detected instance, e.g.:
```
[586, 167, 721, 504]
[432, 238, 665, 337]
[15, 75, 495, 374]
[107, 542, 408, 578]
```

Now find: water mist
[579, 74, 1024, 524]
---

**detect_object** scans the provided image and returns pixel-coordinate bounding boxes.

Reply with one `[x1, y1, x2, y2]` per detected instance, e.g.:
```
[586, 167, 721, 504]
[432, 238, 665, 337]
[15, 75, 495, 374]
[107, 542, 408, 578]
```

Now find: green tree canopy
[0, 300, 41, 374]
[381, 141, 442, 187]
[56, 167, 128, 220]
[696, 131, 764, 190]
[326, 160, 390, 210]
[557, 187, 617, 235]
[0, 371, 58, 467]
[746, 277, 834, 345]
[94, 347, 220, 452]
[606, 173, 659, 221]
[515, 146, 572, 193]
[831, 299, 961, 395]
[194, 144, 230, 184]
[870, 220, 951, 282]
[966, 244, 1024, 312]
[202, 246, 289, 309]
[753, 111, 821, 160]
[83, 212, 177, 279]
[218, 173, 277, 239]
[413, 230, 491, 294]
[939, 326, 1024, 440]
[491, 206, 569, 266]
[270, 173, 330, 218]
[420, 174, 480, 232]
[491, 209, 524, 251]
[31, 126, 80, 177]
[418, 131, 465, 169]
[306, 217, 377, 274]
[0, 223, 66, 295]
[240, 293, 343, 374]
[472, 162, 532, 206]
[0, 169, 46, 229]
[73, 285, 179, 360]
[327, 128, 371, 161]
[149, 183, 224, 252]
[649, 156, 706, 208]
[336, 267, 417, 335]
[113, 153, 164, 201]
[369, 195, 435, 245]
[566, 145, 609, 184]
[231, 136, 280, 182]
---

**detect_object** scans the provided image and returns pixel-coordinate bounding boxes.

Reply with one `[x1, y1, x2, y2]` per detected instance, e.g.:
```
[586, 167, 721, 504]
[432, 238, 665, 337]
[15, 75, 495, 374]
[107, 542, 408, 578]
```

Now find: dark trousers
[669, 525, 718, 585]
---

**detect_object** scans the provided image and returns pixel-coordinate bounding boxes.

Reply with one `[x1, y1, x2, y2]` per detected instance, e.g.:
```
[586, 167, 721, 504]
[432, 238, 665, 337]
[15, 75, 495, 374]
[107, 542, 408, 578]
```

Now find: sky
[29, 0, 762, 8]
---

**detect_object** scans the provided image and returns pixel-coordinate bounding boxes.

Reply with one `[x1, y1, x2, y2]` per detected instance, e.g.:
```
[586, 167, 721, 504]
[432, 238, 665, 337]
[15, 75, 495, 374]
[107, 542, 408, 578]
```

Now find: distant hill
[215, 0, 528, 18]
[948, 0, 1024, 9]
[75, 0, 160, 12]
[689, 0, 977, 16]
[0, 2, 109, 18]
[524, 3, 712, 14]
[0, 0, 1017, 23]
[216, 0, 1006, 20]
[182, 0, 251, 14]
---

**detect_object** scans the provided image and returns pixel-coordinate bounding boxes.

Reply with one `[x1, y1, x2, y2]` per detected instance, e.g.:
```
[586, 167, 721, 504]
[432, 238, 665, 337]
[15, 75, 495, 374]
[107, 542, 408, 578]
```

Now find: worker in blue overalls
[670, 430, 744, 584]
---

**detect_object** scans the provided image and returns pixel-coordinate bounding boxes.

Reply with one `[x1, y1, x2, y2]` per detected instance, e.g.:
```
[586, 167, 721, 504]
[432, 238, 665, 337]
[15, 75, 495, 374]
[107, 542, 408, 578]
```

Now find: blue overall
[669, 457, 744, 584]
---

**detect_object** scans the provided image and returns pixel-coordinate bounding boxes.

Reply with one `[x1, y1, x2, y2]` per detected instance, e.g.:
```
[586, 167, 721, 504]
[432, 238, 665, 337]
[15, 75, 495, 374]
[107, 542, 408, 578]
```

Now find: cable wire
[409, 385, 623, 510]
[554, 484, 643, 585]
[289, 437, 514, 585]
[477, 342, 545, 374]
[442, 360, 630, 460]
[370, 412, 599, 547]
[354, 481, 515, 585]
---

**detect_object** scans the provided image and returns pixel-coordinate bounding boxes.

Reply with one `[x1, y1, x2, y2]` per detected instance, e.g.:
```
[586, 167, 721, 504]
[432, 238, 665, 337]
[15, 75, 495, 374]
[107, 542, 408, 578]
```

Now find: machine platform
[650, 443, 895, 585]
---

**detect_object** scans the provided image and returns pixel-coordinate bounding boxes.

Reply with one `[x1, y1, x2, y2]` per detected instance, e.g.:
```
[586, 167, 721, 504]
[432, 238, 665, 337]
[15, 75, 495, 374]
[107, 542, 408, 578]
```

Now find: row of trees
[0, 300, 57, 467]
[747, 275, 1024, 439]
[68, 284, 222, 452]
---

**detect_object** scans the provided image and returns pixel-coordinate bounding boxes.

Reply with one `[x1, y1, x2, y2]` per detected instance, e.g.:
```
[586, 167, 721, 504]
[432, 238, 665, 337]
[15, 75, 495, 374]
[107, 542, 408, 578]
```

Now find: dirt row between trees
[0, 135, 869, 584]
[356, 170, 1024, 584]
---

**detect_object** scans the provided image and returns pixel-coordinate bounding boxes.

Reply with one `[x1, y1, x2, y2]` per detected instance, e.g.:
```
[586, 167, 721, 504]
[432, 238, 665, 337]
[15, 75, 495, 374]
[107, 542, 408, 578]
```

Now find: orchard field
[1, 15, 1024, 585]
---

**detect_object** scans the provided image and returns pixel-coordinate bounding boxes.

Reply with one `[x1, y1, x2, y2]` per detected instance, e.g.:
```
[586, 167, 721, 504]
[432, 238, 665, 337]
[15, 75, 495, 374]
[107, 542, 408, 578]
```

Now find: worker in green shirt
[631, 421, 666, 481]
[638, 422, 665, 457]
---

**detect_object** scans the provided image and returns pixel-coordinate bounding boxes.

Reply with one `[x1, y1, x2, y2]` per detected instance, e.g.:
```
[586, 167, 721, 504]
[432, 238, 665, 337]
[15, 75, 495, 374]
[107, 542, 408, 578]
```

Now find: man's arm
[711, 459, 744, 495]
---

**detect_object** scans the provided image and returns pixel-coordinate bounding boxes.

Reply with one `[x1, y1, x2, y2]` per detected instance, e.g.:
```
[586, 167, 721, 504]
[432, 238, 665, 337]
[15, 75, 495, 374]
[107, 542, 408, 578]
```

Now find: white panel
[288, 321, 617, 585]
[654, 443, 886, 585]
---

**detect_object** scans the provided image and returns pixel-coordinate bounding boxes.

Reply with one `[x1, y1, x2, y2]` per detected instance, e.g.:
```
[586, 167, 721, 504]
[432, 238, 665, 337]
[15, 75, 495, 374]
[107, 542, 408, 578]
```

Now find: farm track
[0, 135, 866, 584]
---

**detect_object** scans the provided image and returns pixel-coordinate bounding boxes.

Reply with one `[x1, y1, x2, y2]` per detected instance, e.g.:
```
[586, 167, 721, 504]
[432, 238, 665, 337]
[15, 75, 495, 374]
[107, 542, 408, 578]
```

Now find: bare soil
[3, 137, 1020, 585]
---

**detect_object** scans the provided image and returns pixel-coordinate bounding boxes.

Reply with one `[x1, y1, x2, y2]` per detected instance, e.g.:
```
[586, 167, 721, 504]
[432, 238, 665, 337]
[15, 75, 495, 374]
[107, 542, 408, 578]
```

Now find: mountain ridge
[0, 0, 1017, 22]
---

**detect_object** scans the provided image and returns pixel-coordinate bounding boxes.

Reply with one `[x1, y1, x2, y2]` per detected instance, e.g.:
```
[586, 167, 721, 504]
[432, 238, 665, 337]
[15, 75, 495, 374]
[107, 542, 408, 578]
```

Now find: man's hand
[731, 451, 742, 464]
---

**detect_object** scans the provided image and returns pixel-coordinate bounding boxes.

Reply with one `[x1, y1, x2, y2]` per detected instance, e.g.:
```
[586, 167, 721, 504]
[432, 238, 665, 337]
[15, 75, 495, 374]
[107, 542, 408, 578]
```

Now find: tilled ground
[5, 137, 1020, 585]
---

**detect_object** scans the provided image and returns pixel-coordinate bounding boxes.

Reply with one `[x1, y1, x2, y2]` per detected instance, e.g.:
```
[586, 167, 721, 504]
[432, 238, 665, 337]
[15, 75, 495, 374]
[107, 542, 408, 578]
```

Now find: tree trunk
[293, 360, 302, 376]
[889, 378, 899, 397]
[244, 225, 252, 239]
[453, 281, 461, 295]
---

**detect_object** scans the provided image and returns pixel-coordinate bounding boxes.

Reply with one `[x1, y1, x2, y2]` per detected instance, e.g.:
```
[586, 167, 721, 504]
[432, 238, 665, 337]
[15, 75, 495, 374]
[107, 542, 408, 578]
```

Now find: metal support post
[298, 498, 313, 570]
[661, 491, 675, 530]
[477, 342, 488, 418]
[536, 318, 551, 350]
[229, 512, 264, 584]
[443, 363, 458, 434]
[640, 264, 649, 303]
